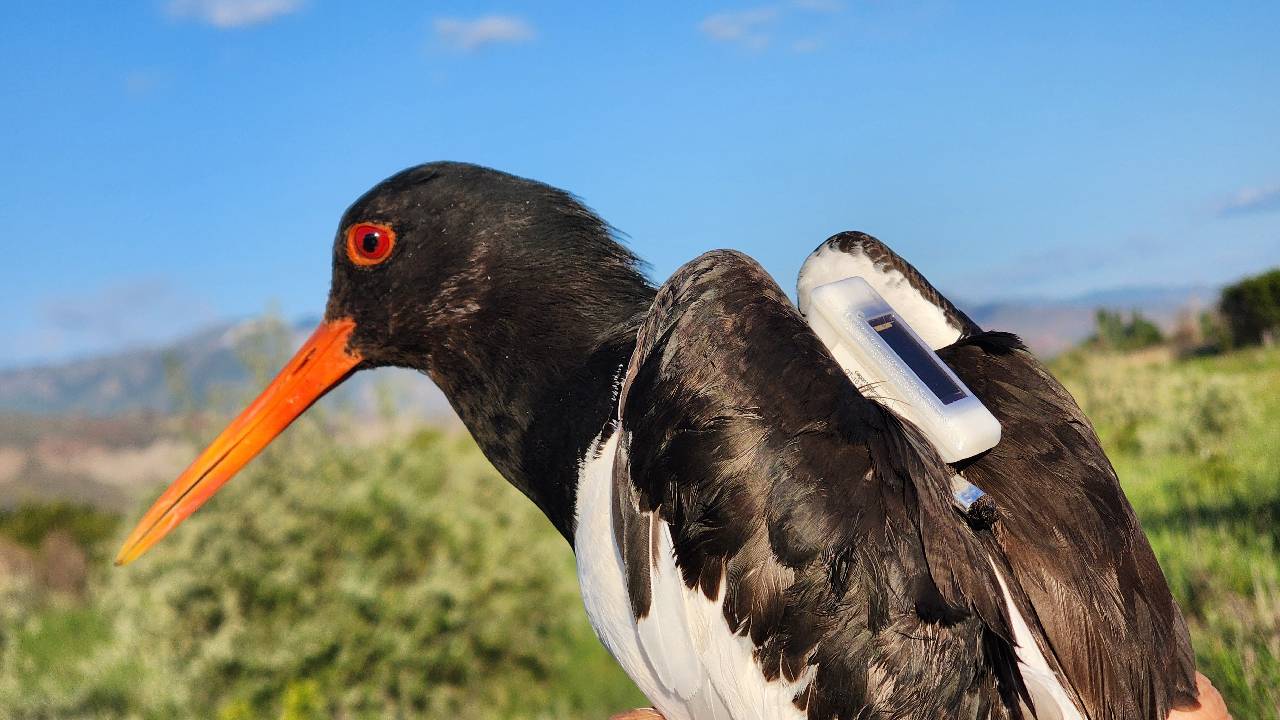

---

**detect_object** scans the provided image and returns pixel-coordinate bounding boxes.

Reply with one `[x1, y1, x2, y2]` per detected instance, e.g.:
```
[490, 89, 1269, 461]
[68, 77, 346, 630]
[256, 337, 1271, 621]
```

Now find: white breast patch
[574, 429, 814, 720]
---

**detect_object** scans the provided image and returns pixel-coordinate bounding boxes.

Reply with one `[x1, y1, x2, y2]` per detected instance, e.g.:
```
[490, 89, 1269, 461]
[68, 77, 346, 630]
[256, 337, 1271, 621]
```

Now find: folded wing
[613, 249, 1025, 720]
[799, 231, 1199, 720]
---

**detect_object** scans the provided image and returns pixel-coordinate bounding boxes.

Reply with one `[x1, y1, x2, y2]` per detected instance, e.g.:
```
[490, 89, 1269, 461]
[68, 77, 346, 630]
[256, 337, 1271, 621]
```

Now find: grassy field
[0, 345, 1277, 718]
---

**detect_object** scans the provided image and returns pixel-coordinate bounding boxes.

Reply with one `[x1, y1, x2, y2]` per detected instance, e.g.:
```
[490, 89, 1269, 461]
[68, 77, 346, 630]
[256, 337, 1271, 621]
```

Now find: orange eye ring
[346, 222, 396, 266]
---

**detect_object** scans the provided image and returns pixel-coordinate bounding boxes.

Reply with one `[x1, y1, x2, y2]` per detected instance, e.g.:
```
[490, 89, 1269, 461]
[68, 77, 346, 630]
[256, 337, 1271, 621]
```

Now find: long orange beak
[115, 318, 363, 566]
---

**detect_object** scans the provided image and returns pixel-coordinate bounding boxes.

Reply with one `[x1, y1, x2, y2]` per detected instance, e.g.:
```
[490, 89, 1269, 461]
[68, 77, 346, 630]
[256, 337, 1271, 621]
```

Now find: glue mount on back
[804, 277, 1001, 464]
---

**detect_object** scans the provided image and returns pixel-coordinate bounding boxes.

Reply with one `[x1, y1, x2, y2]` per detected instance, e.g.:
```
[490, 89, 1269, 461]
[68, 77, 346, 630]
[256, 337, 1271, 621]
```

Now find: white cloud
[166, 0, 304, 29]
[792, 0, 844, 12]
[699, 7, 778, 49]
[1218, 184, 1280, 218]
[7, 278, 217, 368]
[433, 15, 536, 52]
[700, 2, 843, 51]
[792, 37, 823, 52]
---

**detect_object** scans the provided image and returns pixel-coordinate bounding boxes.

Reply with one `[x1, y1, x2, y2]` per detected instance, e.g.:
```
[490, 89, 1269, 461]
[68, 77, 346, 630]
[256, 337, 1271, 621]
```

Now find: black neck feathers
[326, 162, 656, 542]
[432, 299, 650, 542]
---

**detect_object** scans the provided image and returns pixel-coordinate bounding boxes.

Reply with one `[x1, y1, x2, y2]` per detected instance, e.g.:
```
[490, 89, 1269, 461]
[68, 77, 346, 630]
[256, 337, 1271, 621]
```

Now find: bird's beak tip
[113, 318, 363, 566]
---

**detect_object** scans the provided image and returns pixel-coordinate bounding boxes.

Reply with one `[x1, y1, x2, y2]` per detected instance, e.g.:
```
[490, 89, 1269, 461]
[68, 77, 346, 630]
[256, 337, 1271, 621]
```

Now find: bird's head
[116, 162, 652, 564]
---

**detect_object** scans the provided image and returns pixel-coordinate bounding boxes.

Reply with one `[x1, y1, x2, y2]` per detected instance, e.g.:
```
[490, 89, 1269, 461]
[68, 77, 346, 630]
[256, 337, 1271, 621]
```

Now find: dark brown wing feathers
[613, 251, 1025, 718]
[609, 244, 1195, 719]
[942, 332, 1198, 719]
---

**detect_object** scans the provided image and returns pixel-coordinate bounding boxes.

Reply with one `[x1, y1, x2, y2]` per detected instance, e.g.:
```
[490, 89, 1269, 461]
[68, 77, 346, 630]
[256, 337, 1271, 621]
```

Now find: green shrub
[1088, 308, 1165, 351]
[1, 423, 642, 719]
[1220, 268, 1280, 347]
[0, 502, 119, 563]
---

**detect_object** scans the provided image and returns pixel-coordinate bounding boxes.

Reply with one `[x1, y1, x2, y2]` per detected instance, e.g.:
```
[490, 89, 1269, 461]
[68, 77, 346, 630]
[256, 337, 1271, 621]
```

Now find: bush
[1220, 268, 1280, 347]
[0, 424, 642, 719]
[0, 502, 119, 564]
[1089, 308, 1165, 351]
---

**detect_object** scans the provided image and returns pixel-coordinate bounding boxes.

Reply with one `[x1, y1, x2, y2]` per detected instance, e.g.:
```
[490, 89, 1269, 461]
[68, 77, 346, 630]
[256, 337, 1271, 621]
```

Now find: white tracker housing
[804, 277, 1001, 464]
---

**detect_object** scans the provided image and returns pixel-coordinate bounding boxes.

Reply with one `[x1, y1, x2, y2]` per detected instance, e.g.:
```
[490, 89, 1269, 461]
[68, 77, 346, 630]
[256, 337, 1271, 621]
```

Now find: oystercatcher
[117, 162, 1228, 720]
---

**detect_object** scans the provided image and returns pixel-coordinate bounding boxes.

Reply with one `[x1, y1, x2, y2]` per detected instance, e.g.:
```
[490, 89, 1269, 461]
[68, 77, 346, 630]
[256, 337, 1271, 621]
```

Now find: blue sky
[1, 1, 1277, 368]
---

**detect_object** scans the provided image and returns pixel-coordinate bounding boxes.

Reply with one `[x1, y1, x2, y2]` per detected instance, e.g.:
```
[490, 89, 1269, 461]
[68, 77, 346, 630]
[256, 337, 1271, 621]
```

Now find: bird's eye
[346, 222, 396, 266]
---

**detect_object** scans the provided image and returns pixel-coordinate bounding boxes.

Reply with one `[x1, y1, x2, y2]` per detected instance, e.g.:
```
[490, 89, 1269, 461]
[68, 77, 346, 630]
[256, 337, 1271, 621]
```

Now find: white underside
[797, 243, 961, 350]
[575, 429, 812, 720]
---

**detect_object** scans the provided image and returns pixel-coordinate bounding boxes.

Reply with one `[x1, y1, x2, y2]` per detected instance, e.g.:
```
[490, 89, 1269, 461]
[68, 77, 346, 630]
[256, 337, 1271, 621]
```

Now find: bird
[115, 162, 1228, 720]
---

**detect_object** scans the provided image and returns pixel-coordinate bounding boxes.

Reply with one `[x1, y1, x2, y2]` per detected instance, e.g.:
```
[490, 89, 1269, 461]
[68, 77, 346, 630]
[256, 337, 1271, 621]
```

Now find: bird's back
[580, 249, 1028, 719]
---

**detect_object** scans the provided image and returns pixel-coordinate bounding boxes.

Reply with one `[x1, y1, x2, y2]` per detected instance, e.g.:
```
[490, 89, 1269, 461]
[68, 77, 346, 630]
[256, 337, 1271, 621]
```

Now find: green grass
[0, 596, 146, 719]
[6, 604, 111, 689]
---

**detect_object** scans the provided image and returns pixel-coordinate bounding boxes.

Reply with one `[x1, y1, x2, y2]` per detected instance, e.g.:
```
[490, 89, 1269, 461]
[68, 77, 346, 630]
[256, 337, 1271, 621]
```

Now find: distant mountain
[0, 319, 457, 509]
[0, 318, 455, 420]
[1066, 285, 1219, 309]
[963, 284, 1218, 357]
[0, 283, 1216, 417]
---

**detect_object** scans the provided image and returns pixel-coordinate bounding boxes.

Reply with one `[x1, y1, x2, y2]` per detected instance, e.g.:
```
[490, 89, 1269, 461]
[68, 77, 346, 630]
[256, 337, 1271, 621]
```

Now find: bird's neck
[427, 268, 655, 544]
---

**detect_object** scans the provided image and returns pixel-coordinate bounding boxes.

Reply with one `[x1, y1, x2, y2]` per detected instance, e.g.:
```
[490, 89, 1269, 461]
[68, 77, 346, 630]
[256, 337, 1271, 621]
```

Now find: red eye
[346, 222, 396, 266]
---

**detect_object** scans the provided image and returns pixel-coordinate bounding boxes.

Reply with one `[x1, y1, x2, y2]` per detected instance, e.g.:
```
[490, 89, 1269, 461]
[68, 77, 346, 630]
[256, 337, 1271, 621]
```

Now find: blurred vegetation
[0, 312, 644, 719]
[1088, 308, 1165, 352]
[0, 504, 118, 563]
[0, 424, 646, 719]
[1220, 268, 1280, 349]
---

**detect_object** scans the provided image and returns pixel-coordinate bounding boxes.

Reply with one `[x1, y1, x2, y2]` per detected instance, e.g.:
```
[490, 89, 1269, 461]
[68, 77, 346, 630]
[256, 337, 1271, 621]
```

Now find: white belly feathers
[574, 429, 813, 720]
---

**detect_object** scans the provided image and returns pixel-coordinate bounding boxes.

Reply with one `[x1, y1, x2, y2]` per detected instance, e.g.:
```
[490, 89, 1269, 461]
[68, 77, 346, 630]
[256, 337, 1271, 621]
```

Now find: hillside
[0, 285, 1210, 417]
[0, 317, 454, 419]
[0, 281, 1218, 521]
[966, 284, 1218, 357]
